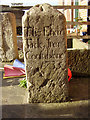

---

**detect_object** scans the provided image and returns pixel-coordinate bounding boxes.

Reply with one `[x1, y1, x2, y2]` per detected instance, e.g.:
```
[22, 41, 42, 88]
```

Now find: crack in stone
[39, 78, 49, 88]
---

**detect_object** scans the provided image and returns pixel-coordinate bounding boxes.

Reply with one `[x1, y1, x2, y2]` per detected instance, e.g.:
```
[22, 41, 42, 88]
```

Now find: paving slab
[25, 100, 89, 118]
[2, 104, 26, 118]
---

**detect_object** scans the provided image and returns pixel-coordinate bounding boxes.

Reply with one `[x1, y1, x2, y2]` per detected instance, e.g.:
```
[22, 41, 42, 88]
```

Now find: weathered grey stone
[68, 49, 90, 76]
[0, 12, 18, 62]
[23, 3, 68, 103]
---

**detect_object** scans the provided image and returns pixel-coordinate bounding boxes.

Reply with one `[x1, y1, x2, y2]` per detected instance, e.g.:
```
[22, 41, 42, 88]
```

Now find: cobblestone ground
[1, 69, 90, 118]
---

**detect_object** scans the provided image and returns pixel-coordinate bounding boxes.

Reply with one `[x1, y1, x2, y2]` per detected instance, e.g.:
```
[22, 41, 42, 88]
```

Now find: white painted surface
[73, 38, 90, 49]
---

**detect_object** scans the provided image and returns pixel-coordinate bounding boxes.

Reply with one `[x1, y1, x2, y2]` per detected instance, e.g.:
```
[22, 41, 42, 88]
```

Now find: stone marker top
[28, 3, 63, 16]
[22, 3, 66, 29]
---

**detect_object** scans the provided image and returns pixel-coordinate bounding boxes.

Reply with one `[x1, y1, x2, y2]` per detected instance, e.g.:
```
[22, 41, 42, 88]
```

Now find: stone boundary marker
[0, 12, 18, 62]
[23, 3, 68, 103]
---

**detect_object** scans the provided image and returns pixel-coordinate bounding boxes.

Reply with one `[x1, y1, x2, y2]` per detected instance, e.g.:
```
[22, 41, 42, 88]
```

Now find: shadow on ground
[2, 100, 89, 118]
[2, 77, 25, 87]
[69, 77, 89, 101]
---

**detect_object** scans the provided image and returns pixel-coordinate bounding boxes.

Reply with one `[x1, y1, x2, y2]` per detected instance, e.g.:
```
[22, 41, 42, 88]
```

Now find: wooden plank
[67, 35, 90, 39]
[2, 5, 90, 11]
[2, 5, 20, 11]
[10, 5, 90, 10]
[67, 22, 90, 25]
[11, 6, 32, 9]
[53, 5, 90, 9]
[71, 1, 74, 28]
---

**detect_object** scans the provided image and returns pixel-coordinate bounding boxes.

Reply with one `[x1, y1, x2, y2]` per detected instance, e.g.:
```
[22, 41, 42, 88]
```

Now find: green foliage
[74, 17, 83, 22]
[74, 17, 83, 31]
[19, 79, 27, 88]
[88, 40, 90, 44]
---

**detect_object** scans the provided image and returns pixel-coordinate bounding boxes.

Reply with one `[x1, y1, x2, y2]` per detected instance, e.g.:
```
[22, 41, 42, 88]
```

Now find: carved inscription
[26, 26, 62, 38]
[27, 50, 63, 59]
[27, 38, 61, 49]
[25, 26, 64, 60]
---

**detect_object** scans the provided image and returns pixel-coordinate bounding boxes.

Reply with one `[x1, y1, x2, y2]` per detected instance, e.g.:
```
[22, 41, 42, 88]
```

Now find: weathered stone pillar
[0, 12, 18, 62]
[23, 3, 68, 103]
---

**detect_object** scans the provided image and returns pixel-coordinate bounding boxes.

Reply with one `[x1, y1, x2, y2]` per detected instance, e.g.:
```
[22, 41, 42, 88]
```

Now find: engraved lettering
[26, 26, 62, 38]
[28, 52, 63, 60]
[44, 26, 51, 36]
[34, 28, 41, 36]
[28, 27, 34, 37]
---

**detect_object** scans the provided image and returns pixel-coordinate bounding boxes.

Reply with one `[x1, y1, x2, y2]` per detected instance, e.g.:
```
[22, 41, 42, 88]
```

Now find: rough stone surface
[23, 3, 68, 103]
[0, 12, 18, 62]
[68, 49, 90, 76]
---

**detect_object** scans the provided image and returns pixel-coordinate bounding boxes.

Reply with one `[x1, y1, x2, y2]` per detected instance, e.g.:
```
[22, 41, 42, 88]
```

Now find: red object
[4, 65, 25, 77]
[4, 64, 72, 81]
[68, 68, 72, 82]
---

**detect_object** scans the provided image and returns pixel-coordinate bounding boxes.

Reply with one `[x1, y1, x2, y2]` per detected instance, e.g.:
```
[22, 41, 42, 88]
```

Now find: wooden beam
[3, 5, 90, 10]
[1, 5, 21, 11]
[71, 1, 74, 28]
[53, 5, 90, 9]
[67, 35, 90, 39]
[11, 6, 32, 10]
[67, 22, 90, 25]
